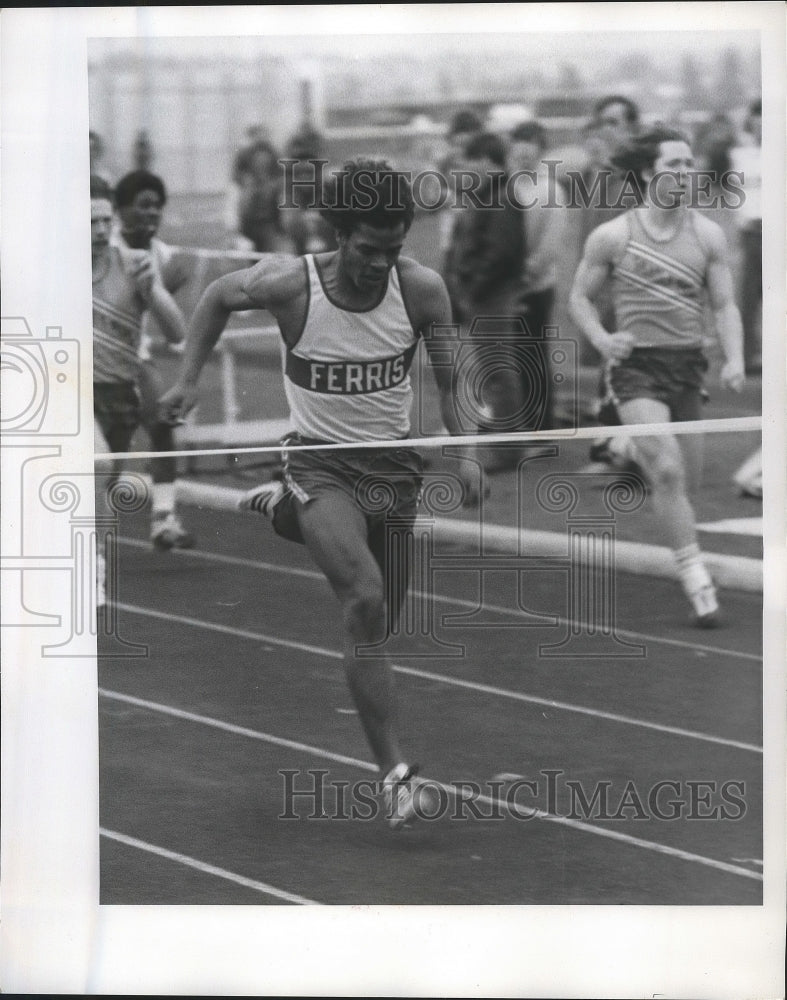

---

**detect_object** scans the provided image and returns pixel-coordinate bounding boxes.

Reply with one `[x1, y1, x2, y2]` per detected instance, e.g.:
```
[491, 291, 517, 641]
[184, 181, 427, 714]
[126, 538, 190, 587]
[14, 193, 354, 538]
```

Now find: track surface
[99, 191, 763, 905]
[99, 502, 762, 905]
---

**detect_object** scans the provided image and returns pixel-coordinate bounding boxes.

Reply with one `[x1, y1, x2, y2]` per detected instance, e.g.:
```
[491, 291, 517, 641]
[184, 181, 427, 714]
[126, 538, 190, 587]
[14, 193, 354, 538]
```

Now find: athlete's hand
[602, 331, 636, 361]
[130, 254, 156, 302]
[720, 358, 745, 393]
[158, 381, 198, 426]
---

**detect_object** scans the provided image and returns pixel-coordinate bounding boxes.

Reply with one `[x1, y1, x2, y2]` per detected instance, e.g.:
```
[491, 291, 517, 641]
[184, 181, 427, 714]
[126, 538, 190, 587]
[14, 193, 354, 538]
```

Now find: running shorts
[607, 347, 709, 422]
[93, 381, 142, 453]
[272, 432, 424, 545]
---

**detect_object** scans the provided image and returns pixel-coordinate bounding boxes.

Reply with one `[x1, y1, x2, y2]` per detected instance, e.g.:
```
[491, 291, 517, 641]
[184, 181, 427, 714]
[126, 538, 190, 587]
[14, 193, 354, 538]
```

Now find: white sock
[673, 543, 713, 595]
[152, 482, 176, 518]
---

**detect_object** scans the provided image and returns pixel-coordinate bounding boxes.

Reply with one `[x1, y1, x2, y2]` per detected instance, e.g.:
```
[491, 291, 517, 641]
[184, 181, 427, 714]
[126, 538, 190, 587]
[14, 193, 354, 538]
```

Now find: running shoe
[381, 762, 421, 829]
[688, 583, 721, 629]
[151, 512, 196, 551]
[238, 479, 285, 519]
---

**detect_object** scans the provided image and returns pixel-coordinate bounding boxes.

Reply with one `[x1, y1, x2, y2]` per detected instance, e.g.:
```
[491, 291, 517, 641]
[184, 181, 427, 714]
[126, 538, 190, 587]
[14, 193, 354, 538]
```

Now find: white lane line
[117, 602, 341, 660]
[100, 686, 369, 770]
[115, 602, 763, 755]
[98, 689, 763, 885]
[390, 663, 763, 755]
[100, 826, 320, 905]
[117, 537, 763, 663]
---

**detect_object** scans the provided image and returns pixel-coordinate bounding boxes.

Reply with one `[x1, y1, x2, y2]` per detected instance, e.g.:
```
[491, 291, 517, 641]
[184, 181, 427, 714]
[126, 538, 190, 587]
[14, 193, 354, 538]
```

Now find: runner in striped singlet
[569, 127, 745, 628]
[91, 175, 187, 606]
[160, 160, 480, 827]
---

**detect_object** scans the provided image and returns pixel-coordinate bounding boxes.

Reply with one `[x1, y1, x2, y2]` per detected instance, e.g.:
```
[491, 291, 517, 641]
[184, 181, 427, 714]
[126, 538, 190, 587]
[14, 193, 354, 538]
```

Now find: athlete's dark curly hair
[113, 169, 167, 209]
[319, 158, 415, 236]
[610, 125, 691, 201]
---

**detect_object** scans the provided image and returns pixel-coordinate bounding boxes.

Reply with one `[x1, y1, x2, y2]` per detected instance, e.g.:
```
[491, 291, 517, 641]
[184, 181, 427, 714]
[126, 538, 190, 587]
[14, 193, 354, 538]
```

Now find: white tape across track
[94, 414, 761, 463]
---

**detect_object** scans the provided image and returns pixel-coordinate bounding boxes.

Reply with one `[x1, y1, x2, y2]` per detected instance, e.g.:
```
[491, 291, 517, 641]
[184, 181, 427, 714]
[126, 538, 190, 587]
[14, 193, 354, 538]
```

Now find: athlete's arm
[700, 218, 745, 392]
[130, 255, 188, 345]
[147, 282, 188, 344]
[406, 262, 485, 505]
[407, 265, 466, 436]
[568, 219, 636, 361]
[159, 257, 281, 422]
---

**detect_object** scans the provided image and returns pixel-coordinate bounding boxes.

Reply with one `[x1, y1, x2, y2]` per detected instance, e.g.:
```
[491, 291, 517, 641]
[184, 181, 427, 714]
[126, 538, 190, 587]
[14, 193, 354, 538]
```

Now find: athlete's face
[648, 140, 695, 193]
[118, 188, 163, 249]
[91, 198, 113, 255]
[339, 221, 407, 292]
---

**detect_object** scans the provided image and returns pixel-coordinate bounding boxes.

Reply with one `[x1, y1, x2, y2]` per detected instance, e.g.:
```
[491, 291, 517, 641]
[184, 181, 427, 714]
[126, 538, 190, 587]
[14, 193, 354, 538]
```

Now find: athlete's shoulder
[583, 213, 629, 258]
[397, 255, 447, 298]
[690, 211, 729, 257]
[242, 252, 308, 305]
[397, 256, 450, 331]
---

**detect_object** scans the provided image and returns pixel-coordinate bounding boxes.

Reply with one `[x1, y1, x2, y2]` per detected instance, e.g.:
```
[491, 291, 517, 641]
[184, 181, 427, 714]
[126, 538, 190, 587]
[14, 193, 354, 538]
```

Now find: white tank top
[283, 255, 420, 442]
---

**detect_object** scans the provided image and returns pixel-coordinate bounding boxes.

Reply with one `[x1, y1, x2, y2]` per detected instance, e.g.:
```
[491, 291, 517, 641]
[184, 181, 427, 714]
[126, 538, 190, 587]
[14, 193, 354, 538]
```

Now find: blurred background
[87, 30, 762, 450]
[88, 31, 760, 194]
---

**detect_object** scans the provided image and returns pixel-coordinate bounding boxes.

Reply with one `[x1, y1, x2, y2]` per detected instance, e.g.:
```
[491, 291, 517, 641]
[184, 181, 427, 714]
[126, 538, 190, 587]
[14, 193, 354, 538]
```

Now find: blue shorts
[272, 433, 423, 545]
[606, 347, 709, 423]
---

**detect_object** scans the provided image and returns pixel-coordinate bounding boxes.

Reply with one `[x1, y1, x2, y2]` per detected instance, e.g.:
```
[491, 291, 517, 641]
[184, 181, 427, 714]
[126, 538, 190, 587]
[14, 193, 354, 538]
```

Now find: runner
[113, 169, 195, 549]
[91, 175, 188, 604]
[160, 159, 480, 827]
[569, 127, 745, 627]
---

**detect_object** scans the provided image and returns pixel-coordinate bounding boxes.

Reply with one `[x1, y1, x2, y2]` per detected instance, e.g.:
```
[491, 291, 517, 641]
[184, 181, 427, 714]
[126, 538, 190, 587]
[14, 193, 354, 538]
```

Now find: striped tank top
[612, 210, 710, 349]
[283, 255, 419, 442]
[92, 245, 148, 383]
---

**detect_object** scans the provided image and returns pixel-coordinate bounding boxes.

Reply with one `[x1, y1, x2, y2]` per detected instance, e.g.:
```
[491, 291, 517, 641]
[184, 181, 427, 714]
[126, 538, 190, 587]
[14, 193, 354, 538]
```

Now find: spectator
[443, 131, 528, 468]
[728, 99, 762, 373]
[579, 95, 642, 250]
[437, 108, 485, 259]
[89, 130, 112, 186]
[232, 139, 293, 253]
[443, 131, 523, 322]
[507, 119, 568, 430]
[694, 112, 737, 185]
[133, 129, 154, 172]
[280, 126, 337, 256]
[223, 125, 287, 252]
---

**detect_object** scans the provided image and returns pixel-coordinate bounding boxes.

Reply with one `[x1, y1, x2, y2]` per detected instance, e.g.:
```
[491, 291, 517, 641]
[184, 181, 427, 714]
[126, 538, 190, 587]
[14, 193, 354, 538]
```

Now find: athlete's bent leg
[296, 492, 405, 774]
[617, 397, 718, 626]
[138, 362, 195, 550]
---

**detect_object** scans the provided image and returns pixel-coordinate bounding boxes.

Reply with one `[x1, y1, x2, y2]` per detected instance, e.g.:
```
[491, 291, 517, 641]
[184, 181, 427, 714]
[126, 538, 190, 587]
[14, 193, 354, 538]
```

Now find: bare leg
[617, 398, 698, 550]
[296, 492, 404, 774]
[617, 397, 718, 624]
[138, 361, 194, 548]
